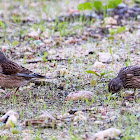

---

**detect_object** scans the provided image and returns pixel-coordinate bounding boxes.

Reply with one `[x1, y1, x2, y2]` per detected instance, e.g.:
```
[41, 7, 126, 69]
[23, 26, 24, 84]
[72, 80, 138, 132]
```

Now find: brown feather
[0, 50, 46, 89]
[108, 65, 140, 93]
[1, 60, 21, 75]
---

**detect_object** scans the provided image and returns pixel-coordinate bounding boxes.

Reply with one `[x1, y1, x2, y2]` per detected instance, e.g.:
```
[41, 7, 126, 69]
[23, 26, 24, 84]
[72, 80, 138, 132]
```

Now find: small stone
[73, 114, 87, 122]
[0, 89, 5, 93]
[98, 52, 112, 63]
[122, 91, 133, 97]
[5, 115, 18, 128]
[94, 128, 121, 140]
[120, 108, 132, 115]
[104, 17, 117, 25]
[73, 121, 78, 125]
[137, 15, 140, 21]
[65, 90, 94, 101]
[39, 43, 46, 47]
[22, 129, 34, 134]
[98, 52, 120, 63]
[44, 39, 52, 45]
[116, 101, 121, 105]
[60, 68, 67, 76]
[39, 111, 55, 121]
[93, 121, 103, 125]
[101, 116, 108, 120]
[74, 111, 84, 116]
[121, 101, 130, 107]
[1, 46, 10, 52]
[90, 118, 96, 121]
[0, 110, 19, 128]
[56, 113, 70, 120]
[0, 110, 19, 122]
[93, 61, 106, 69]
[26, 31, 39, 39]
[22, 136, 32, 140]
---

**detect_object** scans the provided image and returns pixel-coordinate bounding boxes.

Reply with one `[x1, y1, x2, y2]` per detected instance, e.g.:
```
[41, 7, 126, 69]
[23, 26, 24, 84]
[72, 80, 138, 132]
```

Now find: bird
[0, 50, 51, 96]
[108, 65, 140, 96]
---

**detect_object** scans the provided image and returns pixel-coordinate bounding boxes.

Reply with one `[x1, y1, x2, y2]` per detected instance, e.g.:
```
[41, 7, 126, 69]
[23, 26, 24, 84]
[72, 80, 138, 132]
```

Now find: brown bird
[0, 50, 49, 96]
[108, 65, 140, 96]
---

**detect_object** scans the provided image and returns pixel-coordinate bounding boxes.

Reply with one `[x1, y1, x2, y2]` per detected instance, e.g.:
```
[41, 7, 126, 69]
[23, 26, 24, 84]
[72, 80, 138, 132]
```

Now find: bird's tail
[16, 73, 56, 79]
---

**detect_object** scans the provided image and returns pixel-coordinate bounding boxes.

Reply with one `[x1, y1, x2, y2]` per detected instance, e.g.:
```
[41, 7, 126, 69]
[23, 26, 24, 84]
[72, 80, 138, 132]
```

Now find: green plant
[109, 26, 126, 35]
[12, 41, 19, 47]
[107, 92, 112, 103]
[12, 129, 20, 134]
[86, 70, 113, 77]
[109, 46, 114, 65]
[42, 51, 48, 62]
[78, 0, 122, 12]
[0, 20, 5, 29]
[85, 97, 94, 106]
[10, 121, 14, 128]
[78, 2, 93, 11]
[0, 20, 7, 39]
[93, 1, 103, 11]
[116, 26, 126, 33]
[135, 135, 140, 140]
[12, 15, 21, 24]
[109, 29, 116, 35]
[107, 0, 122, 9]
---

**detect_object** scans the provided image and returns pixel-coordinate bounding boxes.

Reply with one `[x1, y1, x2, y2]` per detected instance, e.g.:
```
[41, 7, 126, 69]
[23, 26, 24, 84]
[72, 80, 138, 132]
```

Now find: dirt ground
[0, 0, 140, 140]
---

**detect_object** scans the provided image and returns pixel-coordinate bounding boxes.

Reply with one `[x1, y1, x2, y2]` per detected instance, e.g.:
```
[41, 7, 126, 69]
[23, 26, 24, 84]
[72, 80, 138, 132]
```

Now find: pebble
[94, 128, 121, 140]
[93, 121, 103, 125]
[65, 90, 94, 101]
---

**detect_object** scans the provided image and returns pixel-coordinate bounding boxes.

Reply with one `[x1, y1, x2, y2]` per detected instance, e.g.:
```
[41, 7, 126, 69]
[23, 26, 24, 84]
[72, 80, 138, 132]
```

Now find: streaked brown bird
[0, 50, 48, 95]
[108, 65, 140, 96]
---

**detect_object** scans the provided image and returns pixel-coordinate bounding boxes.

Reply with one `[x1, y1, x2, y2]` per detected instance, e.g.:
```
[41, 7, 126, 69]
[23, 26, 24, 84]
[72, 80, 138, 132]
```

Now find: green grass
[0, 0, 139, 139]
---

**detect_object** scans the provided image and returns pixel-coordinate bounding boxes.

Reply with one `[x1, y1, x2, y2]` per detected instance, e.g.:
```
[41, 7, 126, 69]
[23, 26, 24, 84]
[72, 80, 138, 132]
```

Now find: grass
[0, 0, 140, 139]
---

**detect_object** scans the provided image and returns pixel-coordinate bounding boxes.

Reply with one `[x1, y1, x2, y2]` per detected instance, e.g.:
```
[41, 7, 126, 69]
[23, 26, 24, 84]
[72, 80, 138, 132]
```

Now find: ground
[0, 0, 140, 140]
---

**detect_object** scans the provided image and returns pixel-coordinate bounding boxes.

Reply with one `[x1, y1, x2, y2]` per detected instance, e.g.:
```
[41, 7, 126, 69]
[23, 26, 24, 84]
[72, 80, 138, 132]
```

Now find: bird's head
[108, 77, 123, 93]
[0, 51, 7, 62]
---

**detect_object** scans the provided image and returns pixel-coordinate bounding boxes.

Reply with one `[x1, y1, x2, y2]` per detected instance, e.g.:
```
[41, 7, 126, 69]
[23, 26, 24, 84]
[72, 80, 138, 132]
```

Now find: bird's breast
[0, 74, 30, 88]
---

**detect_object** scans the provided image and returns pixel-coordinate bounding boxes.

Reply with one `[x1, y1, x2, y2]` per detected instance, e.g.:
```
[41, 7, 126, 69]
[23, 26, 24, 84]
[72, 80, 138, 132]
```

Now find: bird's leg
[5, 88, 19, 98]
[14, 87, 19, 96]
[134, 88, 136, 96]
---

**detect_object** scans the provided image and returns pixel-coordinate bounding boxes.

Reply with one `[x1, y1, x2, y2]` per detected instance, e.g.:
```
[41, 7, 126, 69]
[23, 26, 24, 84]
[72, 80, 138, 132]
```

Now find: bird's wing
[20, 66, 34, 74]
[118, 66, 140, 89]
[1, 60, 21, 75]
[118, 65, 140, 77]
[1, 59, 46, 79]
[17, 66, 46, 79]
[130, 66, 140, 76]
